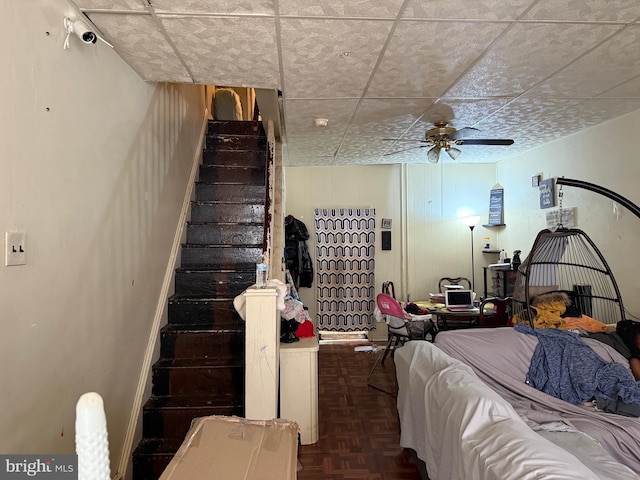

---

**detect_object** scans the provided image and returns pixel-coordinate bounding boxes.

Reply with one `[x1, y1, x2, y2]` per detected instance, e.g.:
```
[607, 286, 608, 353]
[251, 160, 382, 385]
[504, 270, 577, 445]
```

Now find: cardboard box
[159, 416, 299, 480]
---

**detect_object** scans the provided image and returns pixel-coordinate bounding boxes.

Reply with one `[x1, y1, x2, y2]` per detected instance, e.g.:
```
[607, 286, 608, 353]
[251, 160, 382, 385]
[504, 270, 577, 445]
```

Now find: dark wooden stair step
[205, 133, 266, 151]
[190, 201, 264, 223]
[159, 324, 245, 359]
[186, 222, 263, 245]
[174, 269, 255, 297]
[142, 395, 244, 440]
[207, 120, 264, 136]
[167, 297, 242, 327]
[198, 164, 265, 184]
[180, 244, 262, 269]
[151, 356, 244, 397]
[132, 438, 184, 480]
[195, 182, 265, 202]
[202, 149, 266, 166]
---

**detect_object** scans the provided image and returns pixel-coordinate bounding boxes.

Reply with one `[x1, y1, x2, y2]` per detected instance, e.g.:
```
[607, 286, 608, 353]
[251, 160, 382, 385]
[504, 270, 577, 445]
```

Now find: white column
[280, 336, 319, 444]
[244, 286, 280, 420]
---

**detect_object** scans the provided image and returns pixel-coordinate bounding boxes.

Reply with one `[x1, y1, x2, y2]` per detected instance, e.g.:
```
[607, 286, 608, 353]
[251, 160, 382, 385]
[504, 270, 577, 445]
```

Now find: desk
[431, 308, 481, 331]
[417, 301, 496, 332]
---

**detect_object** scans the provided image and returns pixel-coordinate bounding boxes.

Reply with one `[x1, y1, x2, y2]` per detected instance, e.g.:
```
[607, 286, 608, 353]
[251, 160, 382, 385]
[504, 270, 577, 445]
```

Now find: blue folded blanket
[515, 323, 640, 405]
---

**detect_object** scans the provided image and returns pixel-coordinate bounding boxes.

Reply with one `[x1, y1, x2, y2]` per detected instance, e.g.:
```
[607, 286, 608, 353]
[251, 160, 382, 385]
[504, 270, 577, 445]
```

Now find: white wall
[0, 0, 205, 475]
[497, 108, 640, 317]
[284, 162, 497, 338]
[403, 162, 499, 299]
[285, 164, 402, 339]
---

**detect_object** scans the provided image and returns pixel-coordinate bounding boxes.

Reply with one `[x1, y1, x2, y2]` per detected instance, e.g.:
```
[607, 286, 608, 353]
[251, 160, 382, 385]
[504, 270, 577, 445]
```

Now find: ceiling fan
[384, 122, 514, 163]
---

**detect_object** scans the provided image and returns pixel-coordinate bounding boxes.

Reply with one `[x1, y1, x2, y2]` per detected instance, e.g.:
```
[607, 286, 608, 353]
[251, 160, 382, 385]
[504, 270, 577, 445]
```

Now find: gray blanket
[515, 323, 640, 405]
[435, 328, 640, 475]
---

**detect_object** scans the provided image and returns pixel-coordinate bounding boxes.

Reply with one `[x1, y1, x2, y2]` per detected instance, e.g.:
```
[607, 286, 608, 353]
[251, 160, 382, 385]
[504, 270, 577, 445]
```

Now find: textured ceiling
[69, 0, 640, 166]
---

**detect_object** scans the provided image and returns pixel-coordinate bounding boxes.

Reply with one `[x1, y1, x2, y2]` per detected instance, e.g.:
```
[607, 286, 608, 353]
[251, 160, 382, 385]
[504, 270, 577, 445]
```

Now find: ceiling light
[447, 147, 462, 160]
[314, 118, 328, 127]
[427, 146, 441, 163]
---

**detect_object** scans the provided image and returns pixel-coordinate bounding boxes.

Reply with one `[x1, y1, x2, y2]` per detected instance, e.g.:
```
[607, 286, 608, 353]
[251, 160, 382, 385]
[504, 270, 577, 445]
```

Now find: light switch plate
[5, 232, 26, 266]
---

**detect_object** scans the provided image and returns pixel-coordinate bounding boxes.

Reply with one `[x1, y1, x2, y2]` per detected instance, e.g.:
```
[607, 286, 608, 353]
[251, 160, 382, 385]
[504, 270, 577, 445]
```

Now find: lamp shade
[427, 146, 441, 163]
[462, 215, 481, 228]
[447, 146, 462, 160]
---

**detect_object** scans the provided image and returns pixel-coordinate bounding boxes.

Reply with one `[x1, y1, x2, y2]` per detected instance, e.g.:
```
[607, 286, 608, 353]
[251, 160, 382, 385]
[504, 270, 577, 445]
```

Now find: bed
[395, 327, 640, 480]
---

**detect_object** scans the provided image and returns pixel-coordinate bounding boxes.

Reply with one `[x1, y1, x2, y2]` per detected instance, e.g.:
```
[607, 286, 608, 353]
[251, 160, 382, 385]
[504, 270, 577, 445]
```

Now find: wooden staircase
[131, 120, 267, 480]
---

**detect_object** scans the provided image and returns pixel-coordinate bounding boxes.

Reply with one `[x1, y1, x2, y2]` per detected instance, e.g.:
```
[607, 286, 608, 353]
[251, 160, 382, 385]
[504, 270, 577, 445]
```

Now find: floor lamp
[463, 216, 481, 294]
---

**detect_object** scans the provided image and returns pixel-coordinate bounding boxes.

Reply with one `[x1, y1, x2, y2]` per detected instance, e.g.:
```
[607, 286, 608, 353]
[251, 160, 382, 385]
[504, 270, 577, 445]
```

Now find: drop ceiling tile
[333, 155, 395, 165]
[446, 22, 621, 98]
[366, 21, 508, 98]
[72, 0, 145, 10]
[151, 0, 276, 15]
[335, 141, 394, 164]
[405, 99, 514, 138]
[278, 0, 404, 17]
[402, 0, 531, 20]
[523, 0, 640, 22]
[527, 26, 640, 99]
[286, 134, 343, 157]
[87, 13, 191, 82]
[563, 98, 640, 130]
[282, 148, 336, 166]
[450, 146, 521, 163]
[599, 75, 640, 98]
[159, 16, 279, 87]
[338, 141, 389, 156]
[284, 156, 336, 167]
[346, 98, 436, 138]
[280, 18, 393, 98]
[283, 99, 359, 135]
[474, 97, 587, 148]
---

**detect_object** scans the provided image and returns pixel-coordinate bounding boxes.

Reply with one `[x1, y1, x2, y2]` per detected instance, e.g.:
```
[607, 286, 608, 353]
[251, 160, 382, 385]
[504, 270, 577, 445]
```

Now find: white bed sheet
[395, 340, 637, 480]
[434, 328, 640, 475]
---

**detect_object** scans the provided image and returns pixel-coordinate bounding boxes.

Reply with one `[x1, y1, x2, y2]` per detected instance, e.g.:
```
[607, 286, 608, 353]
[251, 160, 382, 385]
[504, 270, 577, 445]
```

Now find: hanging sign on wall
[488, 187, 504, 225]
[546, 207, 576, 228]
[539, 178, 555, 209]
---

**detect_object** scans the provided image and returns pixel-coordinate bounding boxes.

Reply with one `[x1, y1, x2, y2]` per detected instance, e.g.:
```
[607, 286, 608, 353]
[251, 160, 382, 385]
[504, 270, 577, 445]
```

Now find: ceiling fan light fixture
[427, 146, 441, 163]
[447, 146, 462, 160]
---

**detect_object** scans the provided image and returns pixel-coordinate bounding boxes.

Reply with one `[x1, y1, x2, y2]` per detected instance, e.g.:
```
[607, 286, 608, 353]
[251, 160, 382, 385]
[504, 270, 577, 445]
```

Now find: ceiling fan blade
[450, 127, 479, 140]
[383, 144, 428, 156]
[458, 138, 514, 146]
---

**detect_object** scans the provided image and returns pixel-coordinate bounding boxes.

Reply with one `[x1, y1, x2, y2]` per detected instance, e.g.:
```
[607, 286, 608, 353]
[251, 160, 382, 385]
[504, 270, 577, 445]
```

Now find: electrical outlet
[5, 232, 26, 266]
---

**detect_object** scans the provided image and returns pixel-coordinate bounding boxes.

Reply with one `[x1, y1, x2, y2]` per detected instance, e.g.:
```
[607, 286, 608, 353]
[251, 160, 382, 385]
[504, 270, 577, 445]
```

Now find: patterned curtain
[314, 208, 376, 331]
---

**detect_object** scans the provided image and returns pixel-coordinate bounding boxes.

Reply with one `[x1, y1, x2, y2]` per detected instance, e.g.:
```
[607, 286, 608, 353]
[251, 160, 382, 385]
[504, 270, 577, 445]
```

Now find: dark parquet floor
[296, 342, 423, 480]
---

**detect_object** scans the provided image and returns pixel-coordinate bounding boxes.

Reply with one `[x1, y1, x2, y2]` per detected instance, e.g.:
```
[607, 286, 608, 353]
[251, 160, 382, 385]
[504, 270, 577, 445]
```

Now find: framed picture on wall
[381, 218, 392, 229]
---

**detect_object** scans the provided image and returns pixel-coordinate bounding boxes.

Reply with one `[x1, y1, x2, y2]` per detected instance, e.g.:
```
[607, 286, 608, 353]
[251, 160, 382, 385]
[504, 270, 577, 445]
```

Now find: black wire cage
[512, 227, 625, 326]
